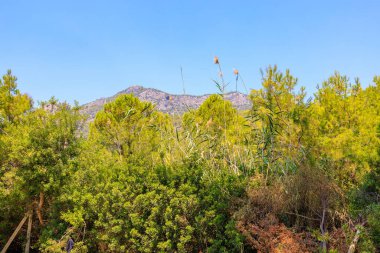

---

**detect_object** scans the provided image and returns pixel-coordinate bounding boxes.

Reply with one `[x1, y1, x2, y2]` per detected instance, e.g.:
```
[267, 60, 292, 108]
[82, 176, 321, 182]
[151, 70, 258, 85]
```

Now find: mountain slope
[81, 86, 251, 119]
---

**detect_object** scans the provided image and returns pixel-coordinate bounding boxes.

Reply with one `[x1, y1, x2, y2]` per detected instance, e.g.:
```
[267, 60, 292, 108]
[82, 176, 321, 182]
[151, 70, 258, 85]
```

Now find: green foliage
[182, 94, 250, 173]
[184, 94, 237, 135]
[0, 94, 84, 250]
[248, 66, 307, 178]
[367, 204, 380, 247]
[349, 123, 380, 250]
[0, 70, 32, 129]
[90, 94, 172, 165]
[58, 157, 244, 252]
[308, 73, 380, 189]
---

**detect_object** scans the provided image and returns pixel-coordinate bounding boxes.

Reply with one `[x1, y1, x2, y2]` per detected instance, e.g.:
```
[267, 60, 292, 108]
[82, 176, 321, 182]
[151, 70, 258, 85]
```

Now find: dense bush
[0, 67, 379, 252]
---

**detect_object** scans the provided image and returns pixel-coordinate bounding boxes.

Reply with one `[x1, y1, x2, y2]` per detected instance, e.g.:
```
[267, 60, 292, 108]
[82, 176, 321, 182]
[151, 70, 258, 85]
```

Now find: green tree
[307, 73, 380, 190]
[90, 94, 172, 165]
[248, 66, 306, 179]
[182, 94, 249, 172]
[0, 99, 83, 250]
[0, 70, 32, 129]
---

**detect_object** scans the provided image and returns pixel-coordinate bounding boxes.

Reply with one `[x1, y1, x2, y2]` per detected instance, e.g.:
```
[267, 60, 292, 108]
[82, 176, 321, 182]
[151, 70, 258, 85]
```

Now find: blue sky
[1, 0, 379, 104]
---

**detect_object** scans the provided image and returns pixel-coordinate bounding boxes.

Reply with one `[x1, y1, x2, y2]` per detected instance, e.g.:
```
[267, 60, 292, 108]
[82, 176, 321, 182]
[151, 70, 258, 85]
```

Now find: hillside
[80, 85, 251, 119]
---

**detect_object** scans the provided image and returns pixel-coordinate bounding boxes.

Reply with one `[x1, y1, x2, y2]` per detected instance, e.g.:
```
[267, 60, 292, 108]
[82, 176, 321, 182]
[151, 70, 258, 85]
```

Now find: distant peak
[128, 85, 144, 89]
[126, 85, 144, 91]
[116, 85, 145, 95]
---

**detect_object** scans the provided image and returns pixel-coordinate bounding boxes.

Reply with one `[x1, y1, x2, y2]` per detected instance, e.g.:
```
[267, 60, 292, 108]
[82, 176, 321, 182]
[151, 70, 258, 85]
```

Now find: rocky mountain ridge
[80, 85, 251, 119]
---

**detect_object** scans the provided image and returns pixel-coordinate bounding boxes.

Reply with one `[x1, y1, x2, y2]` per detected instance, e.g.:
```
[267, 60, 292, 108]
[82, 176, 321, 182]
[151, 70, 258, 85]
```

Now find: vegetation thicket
[0, 62, 379, 252]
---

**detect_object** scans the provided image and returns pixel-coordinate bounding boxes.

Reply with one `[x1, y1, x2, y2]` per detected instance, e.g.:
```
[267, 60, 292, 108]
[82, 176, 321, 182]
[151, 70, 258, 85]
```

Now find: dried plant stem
[216, 61, 228, 166]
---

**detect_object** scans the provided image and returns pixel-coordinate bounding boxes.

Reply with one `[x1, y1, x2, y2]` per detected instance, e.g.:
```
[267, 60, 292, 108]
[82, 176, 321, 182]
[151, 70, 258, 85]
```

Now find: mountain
[80, 86, 251, 119]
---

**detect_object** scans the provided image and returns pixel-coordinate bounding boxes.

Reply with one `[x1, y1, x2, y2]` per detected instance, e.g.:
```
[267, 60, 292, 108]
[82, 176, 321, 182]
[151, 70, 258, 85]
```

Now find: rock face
[80, 85, 251, 119]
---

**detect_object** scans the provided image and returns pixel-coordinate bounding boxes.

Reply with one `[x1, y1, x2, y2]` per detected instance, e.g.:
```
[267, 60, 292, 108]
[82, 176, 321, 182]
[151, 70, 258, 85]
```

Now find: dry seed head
[214, 56, 219, 64]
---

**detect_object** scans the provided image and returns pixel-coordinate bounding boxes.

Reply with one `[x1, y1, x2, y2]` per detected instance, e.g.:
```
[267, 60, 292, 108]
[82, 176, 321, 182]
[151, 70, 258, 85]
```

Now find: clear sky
[1, 0, 379, 104]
